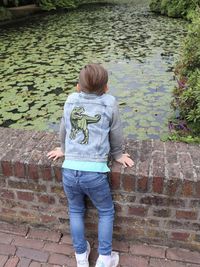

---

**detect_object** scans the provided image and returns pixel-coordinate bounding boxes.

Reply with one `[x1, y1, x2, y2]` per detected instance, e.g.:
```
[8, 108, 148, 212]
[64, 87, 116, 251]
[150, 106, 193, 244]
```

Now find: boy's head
[77, 64, 108, 95]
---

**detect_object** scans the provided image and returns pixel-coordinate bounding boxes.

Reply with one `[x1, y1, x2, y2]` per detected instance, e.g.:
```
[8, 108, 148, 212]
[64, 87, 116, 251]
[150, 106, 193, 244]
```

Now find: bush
[37, 0, 81, 10]
[0, 6, 12, 20]
[150, 0, 200, 19]
[0, 0, 35, 7]
[171, 13, 200, 141]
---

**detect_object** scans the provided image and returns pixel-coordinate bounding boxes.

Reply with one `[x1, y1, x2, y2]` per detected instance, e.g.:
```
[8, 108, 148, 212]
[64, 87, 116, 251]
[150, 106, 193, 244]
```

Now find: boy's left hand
[47, 147, 64, 161]
[116, 153, 134, 167]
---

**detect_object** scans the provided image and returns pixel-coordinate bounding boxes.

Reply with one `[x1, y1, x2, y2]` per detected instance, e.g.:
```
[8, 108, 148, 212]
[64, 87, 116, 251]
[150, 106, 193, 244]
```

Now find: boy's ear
[104, 84, 109, 92]
[76, 83, 81, 92]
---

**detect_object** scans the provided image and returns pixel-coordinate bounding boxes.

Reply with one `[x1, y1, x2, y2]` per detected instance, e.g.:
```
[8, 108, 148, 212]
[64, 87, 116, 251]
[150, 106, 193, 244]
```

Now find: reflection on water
[0, 0, 187, 139]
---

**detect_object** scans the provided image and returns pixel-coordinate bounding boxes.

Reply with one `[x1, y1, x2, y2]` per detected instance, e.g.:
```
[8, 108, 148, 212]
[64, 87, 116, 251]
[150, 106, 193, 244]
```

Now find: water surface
[0, 0, 187, 139]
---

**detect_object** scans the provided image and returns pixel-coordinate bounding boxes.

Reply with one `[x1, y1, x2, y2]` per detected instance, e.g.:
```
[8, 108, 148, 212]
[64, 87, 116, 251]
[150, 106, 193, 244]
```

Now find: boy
[48, 64, 134, 267]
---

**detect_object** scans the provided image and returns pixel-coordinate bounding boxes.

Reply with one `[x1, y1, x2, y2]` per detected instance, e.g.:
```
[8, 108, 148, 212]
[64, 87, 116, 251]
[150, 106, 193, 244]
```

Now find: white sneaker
[75, 241, 91, 267]
[95, 251, 119, 267]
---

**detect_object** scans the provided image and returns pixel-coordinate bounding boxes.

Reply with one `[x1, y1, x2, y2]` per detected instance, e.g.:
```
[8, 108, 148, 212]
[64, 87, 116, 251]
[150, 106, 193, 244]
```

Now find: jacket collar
[80, 91, 104, 99]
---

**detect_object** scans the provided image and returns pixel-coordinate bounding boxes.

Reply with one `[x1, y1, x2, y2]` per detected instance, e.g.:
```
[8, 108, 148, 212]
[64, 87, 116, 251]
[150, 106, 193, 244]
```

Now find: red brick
[12, 236, 44, 250]
[4, 256, 19, 267]
[150, 258, 187, 267]
[41, 167, 52, 181]
[175, 142, 188, 153]
[153, 140, 164, 151]
[167, 163, 181, 179]
[147, 229, 168, 239]
[179, 153, 193, 180]
[44, 243, 74, 256]
[16, 247, 49, 262]
[171, 232, 190, 241]
[165, 142, 177, 163]
[122, 174, 135, 192]
[194, 181, 200, 198]
[17, 191, 34, 201]
[0, 177, 6, 187]
[29, 262, 41, 267]
[0, 255, 8, 266]
[37, 195, 55, 204]
[48, 253, 74, 266]
[14, 162, 25, 178]
[112, 192, 135, 203]
[27, 229, 61, 242]
[152, 151, 165, 178]
[153, 177, 164, 194]
[112, 240, 129, 253]
[137, 161, 149, 179]
[119, 254, 148, 267]
[85, 222, 98, 232]
[0, 233, 15, 244]
[128, 206, 147, 217]
[145, 218, 160, 227]
[40, 214, 57, 223]
[176, 210, 197, 220]
[41, 264, 60, 267]
[0, 244, 16, 256]
[1, 209, 16, 219]
[181, 181, 193, 197]
[167, 248, 200, 264]
[28, 164, 39, 180]
[111, 161, 122, 173]
[1, 161, 13, 177]
[0, 222, 28, 236]
[165, 179, 179, 196]
[0, 190, 15, 199]
[189, 145, 200, 166]
[8, 180, 46, 193]
[130, 244, 166, 258]
[153, 208, 171, 218]
[110, 172, 120, 190]
[17, 257, 31, 267]
[140, 196, 185, 207]
[50, 185, 63, 194]
[18, 211, 38, 222]
[137, 176, 148, 192]
[53, 166, 62, 182]
[60, 234, 72, 245]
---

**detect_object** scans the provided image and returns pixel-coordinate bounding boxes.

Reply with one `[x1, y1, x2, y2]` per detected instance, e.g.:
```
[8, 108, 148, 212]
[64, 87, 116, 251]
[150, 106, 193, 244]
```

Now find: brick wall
[0, 127, 200, 250]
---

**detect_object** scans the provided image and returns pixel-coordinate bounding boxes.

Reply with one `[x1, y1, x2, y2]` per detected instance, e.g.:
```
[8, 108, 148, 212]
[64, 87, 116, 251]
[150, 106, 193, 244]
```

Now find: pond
[0, 0, 187, 139]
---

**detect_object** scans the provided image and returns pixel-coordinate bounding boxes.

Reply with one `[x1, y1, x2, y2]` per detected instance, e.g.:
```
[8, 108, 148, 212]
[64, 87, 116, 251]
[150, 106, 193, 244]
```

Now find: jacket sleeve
[59, 116, 66, 153]
[109, 102, 123, 160]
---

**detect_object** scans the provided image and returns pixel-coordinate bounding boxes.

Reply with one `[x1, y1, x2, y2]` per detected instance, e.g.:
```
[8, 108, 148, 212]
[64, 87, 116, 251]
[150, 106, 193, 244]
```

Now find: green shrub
[0, 6, 12, 20]
[150, 0, 200, 19]
[38, 0, 82, 10]
[171, 13, 200, 141]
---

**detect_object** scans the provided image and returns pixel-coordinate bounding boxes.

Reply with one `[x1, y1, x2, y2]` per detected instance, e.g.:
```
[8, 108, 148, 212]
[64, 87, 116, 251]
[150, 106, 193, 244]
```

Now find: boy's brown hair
[78, 64, 108, 95]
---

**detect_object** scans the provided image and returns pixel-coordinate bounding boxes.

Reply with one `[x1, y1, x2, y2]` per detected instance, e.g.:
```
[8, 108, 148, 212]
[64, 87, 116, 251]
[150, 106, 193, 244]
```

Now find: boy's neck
[79, 91, 105, 98]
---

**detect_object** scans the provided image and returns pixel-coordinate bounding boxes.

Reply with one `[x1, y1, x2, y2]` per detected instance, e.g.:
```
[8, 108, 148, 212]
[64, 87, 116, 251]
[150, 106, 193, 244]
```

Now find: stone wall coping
[0, 127, 199, 181]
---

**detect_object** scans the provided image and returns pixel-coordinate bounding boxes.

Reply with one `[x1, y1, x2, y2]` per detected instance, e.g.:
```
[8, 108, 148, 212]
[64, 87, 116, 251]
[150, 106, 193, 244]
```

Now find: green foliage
[150, 0, 200, 19]
[162, 132, 200, 143]
[38, 0, 81, 10]
[170, 13, 200, 143]
[0, 6, 12, 20]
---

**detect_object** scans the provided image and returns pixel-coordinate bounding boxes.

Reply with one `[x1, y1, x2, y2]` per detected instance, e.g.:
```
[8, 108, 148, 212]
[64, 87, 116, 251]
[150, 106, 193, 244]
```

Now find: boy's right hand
[47, 147, 64, 161]
[116, 153, 134, 167]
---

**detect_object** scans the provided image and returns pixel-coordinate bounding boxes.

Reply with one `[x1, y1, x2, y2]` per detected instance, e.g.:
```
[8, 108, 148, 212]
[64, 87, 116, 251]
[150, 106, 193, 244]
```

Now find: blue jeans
[62, 168, 114, 255]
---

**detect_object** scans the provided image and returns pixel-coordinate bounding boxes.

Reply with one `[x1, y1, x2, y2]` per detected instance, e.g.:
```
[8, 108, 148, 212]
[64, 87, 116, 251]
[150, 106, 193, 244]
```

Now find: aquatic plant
[0, 1, 186, 140]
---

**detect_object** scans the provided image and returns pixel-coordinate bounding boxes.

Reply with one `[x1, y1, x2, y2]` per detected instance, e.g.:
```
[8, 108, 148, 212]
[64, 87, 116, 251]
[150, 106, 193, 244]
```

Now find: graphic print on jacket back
[69, 106, 101, 144]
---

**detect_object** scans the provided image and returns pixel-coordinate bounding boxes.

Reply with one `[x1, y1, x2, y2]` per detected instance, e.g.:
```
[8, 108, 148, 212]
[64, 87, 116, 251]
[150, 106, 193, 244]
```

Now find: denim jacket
[59, 91, 123, 162]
